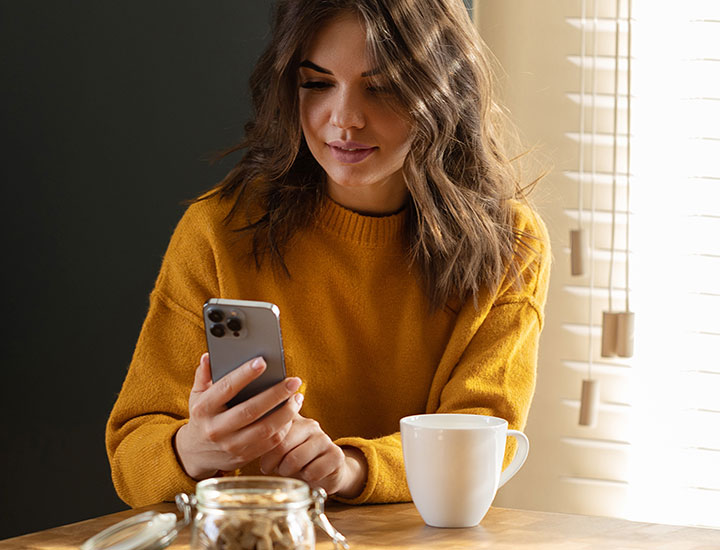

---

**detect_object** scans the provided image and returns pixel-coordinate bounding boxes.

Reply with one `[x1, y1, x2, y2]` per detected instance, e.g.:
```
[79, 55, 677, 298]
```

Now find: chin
[325, 168, 376, 189]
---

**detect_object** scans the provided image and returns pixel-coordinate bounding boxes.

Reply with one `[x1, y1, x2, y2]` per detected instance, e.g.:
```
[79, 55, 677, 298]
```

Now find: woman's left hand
[259, 415, 367, 498]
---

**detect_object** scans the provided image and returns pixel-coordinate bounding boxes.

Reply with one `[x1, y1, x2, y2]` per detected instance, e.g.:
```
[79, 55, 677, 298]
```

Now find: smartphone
[203, 298, 286, 409]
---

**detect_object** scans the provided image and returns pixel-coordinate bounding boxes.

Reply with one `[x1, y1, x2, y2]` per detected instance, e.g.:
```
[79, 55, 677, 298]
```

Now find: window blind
[562, 0, 720, 528]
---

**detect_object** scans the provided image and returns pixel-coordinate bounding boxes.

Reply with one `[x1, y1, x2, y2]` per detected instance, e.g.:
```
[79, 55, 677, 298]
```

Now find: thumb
[191, 353, 213, 394]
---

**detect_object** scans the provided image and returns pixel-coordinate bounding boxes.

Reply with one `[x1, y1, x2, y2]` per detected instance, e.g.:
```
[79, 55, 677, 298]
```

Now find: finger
[276, 430, 332, 478]
[223, 376, 302, 429]
[300, 447, 345, 485]
[191, 353, 213, 395]
[221, 393, 305, 465]
[260, 412, 314, 475]
[205, 389, 302, 464]
[204, 356, 268, 412]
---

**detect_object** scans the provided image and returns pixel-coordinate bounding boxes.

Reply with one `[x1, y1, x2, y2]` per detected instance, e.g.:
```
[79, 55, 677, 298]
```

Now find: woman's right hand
[174, 352, 304, 480]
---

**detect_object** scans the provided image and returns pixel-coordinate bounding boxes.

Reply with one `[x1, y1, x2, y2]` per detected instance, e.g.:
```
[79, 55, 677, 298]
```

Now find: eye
[300, 81, 331, 90]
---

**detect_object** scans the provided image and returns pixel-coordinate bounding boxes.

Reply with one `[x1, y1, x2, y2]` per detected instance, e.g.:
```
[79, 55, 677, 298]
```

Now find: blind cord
[587, 0, 599, 381]
[625, 0, 633, 313]
[577, 0, 587, 231]
[608, 0, 622, 313]
[579, 1, 601, 422]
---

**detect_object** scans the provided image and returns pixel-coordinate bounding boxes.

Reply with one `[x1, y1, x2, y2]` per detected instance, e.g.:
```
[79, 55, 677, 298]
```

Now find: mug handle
[498, 430, 530, 488]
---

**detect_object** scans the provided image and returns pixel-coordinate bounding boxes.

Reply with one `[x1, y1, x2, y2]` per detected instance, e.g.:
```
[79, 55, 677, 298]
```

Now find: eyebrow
[299, 59, 379, 78]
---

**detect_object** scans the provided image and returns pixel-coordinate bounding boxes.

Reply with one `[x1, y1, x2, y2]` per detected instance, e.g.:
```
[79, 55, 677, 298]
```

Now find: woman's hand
[258, 416, 368, 499]
[174, 353, 304, 480]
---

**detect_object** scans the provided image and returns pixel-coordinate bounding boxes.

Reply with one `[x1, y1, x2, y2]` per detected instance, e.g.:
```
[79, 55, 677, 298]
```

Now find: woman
[106, 0, 550, 507]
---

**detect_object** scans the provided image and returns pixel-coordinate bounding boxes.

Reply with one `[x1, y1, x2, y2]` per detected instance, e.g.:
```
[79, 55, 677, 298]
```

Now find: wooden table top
[1, 501, 718, 550]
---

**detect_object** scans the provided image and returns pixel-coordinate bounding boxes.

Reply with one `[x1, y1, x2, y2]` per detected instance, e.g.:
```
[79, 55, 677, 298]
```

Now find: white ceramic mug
[400, 413, 529, 528]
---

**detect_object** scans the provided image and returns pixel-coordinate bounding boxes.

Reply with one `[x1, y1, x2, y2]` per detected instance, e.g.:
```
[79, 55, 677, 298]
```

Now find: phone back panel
[203, 299, 286, 409]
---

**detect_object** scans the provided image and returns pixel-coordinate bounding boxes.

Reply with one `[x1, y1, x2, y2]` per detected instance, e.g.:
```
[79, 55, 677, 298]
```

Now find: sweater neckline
[314, 196, 408, 246]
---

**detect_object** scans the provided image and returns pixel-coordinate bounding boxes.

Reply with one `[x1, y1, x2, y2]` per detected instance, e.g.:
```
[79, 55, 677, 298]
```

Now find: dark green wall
[0, 1, 271, 539]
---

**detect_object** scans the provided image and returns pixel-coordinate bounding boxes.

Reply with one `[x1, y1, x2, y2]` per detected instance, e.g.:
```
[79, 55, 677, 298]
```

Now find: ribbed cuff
[112, 420, 198, 507]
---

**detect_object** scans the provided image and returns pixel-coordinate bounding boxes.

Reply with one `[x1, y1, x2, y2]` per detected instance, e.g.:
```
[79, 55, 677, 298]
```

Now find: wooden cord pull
[579, 379, 599, 427]
[616, 311, 635, 357]
[570, 229, 586, 276]
[601, 310, 634, 358]
[601, 311, 618, 357]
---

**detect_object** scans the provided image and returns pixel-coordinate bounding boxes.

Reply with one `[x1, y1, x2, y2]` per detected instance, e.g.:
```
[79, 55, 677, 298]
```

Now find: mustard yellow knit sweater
[106, 193, 550, 507]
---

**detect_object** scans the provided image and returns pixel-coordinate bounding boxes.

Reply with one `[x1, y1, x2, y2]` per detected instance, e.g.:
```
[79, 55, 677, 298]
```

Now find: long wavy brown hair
[202, 0, 540, 310]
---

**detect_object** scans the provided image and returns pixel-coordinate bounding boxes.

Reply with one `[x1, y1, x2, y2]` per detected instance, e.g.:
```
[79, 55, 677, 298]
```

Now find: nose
[330, 88, 366, 130]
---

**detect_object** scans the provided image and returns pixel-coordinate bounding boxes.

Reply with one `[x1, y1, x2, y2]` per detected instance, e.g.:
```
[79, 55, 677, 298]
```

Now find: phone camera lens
[210, 323, 225, 337]
[226, 318, 242, 332]
[208, 309, 224, 323]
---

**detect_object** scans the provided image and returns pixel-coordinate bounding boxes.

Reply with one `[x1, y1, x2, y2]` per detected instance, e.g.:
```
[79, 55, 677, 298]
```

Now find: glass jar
[80, 477, 348, 550]
[180, 477, 348, 550]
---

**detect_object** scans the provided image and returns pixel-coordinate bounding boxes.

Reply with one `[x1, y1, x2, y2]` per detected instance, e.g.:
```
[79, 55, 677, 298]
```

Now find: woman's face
[298, 13, 412, 215]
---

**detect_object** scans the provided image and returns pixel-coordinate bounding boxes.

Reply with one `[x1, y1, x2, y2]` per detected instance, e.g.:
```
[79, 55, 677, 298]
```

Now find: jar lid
[80, 511, 179, 550]
[195, 476, 311, 510]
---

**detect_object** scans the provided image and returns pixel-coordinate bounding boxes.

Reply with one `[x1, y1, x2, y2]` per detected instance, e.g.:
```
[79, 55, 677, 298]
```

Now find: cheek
[299, 95, 325, 141]
[381, 113, 412, 157]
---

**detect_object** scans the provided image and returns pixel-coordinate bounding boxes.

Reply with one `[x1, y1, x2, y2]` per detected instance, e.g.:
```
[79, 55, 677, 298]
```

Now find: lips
[327, 140, 377, 164]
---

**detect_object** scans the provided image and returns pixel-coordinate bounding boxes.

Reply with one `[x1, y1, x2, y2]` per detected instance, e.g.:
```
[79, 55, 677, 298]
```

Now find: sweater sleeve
[334, 204, 551, 504]
[106, 202, 222, 507]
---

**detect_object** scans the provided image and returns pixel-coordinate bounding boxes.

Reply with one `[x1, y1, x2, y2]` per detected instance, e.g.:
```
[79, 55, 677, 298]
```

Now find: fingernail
[285, 377, 301, 392]
[294, 393, 304, 406]
[251, 358, 266, 371]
